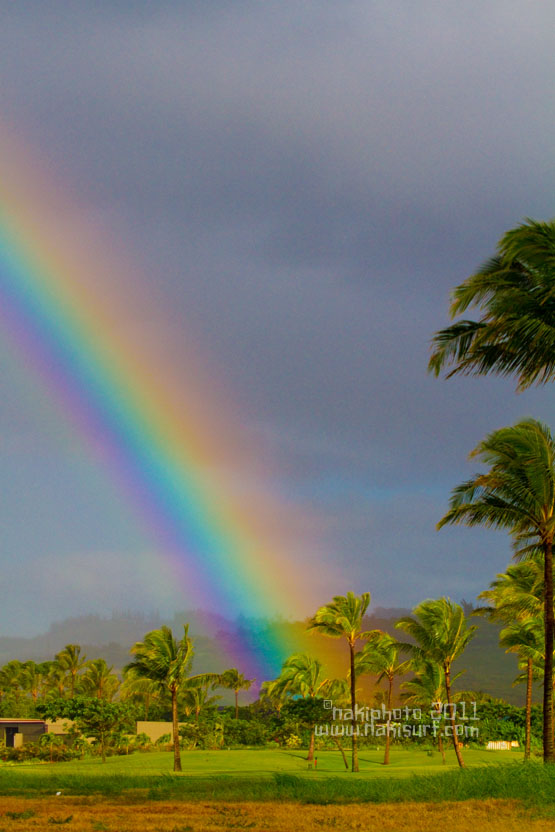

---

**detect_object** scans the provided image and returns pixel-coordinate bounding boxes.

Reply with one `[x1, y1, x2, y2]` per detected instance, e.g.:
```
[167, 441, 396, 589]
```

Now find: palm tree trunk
[525, 658, 532, 761]
[349, 640, 359, 772]
[444, 664, 465, 768]
[235, 689, 239, 719]
[307, 730, 315, 762]
[171, 685, 182, 772]
[544, 538, 555, 763]
[551, 681, 555, 748]
[383, 675, 392, 765]
[333, 737, 349, 769]
[438, 730, 446, 764]
[434, 700, 446, 763]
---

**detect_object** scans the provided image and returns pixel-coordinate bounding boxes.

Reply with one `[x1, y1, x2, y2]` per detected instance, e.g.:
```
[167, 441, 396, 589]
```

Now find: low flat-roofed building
[0, 718, 74, 747]
[0, 718, 46, 748]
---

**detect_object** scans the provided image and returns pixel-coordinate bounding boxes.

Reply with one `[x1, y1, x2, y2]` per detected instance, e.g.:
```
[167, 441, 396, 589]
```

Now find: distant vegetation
[0, 592, 545, 767]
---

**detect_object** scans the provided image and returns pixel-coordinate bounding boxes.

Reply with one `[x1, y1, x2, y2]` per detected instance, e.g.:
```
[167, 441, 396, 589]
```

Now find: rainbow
[0, 130, 321, 681]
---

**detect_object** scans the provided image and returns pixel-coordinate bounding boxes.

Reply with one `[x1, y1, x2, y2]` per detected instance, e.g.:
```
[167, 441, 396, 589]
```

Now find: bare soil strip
[0, 797, 552, 832]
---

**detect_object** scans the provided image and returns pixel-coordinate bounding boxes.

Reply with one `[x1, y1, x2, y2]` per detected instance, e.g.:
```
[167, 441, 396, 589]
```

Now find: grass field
[0, 746, 522, 779]
[2, 748, 554, 831]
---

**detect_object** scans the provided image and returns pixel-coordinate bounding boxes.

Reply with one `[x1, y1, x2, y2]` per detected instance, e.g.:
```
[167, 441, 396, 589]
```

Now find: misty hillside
[0, 608, 528, 705]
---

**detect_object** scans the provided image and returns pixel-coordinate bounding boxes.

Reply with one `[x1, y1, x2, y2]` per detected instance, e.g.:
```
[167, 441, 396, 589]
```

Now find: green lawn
[3, 747, 553, 807]
[0, 746, 524, 779]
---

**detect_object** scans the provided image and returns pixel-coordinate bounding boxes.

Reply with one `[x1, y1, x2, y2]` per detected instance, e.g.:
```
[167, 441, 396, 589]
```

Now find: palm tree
[275, 654, 329, 699]
[0, 661, 25, 708]
[307, 591, 371, 772]
[272, 653, 331, 762]
[46, 662, 67, 699]
[79, 659, 120, 701]
[258, 679, 289, 716]
[438, 419, 555, 762]
[477, 554, 546, 761]
[219, 669, 254, 719]
[20, 661, 45, 705]
[55, 645, 87, 697]
[429, 218, 555, 390]
[396, 598, 477, 768]
[120, 672, 162, 720]
[499, 617, 544, 755]
[478, 556, 545, 624]
[180, 679, 221, 722]
[401, 659, 453, 763]
[126, 625, 217, 772]
[126, 625, 195, 772]
[355, 632, 408, 765]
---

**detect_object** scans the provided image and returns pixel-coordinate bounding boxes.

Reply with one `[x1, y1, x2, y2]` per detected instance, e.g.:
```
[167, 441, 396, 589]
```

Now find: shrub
[221, 717, 267, 747]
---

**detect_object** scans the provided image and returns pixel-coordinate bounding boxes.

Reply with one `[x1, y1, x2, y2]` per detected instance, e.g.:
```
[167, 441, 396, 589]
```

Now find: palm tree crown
[127, 626, 194, 690]
[438, 420, 555, 553]
[307, 592, 371, 646]
[219, 668, 254, 719]
[55, 644, 87, 697]
[273, 654, 326, 699]
[429, 218, 555, 390]
[395, 599, 475, 675]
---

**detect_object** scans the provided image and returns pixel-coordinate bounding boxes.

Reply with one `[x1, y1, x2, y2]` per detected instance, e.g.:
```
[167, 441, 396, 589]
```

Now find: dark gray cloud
[1, 2, 555, 631]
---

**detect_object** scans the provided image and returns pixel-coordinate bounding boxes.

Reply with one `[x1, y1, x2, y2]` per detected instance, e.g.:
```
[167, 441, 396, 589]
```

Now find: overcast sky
[2, 1, 555, 635]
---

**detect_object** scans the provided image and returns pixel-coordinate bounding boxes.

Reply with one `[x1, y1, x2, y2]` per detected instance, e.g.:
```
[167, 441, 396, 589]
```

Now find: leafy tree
[218, 716, 267, 748]
[219, 669, 254, 719]
[396, 599, 477, 768]
[37, 696, 135, 763]
[355, 632, 408, 765]
[429, 218, 555, 389]
[438, 419, 555, 762]
[308, 591, 371, 772]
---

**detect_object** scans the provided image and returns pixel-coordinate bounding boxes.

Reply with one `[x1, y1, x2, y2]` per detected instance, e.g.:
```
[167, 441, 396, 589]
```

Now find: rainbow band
[0, 137, 313, 680]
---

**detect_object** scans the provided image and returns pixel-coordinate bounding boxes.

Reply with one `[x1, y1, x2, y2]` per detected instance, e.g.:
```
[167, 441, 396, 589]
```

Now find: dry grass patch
[0, 797, 552, 832]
